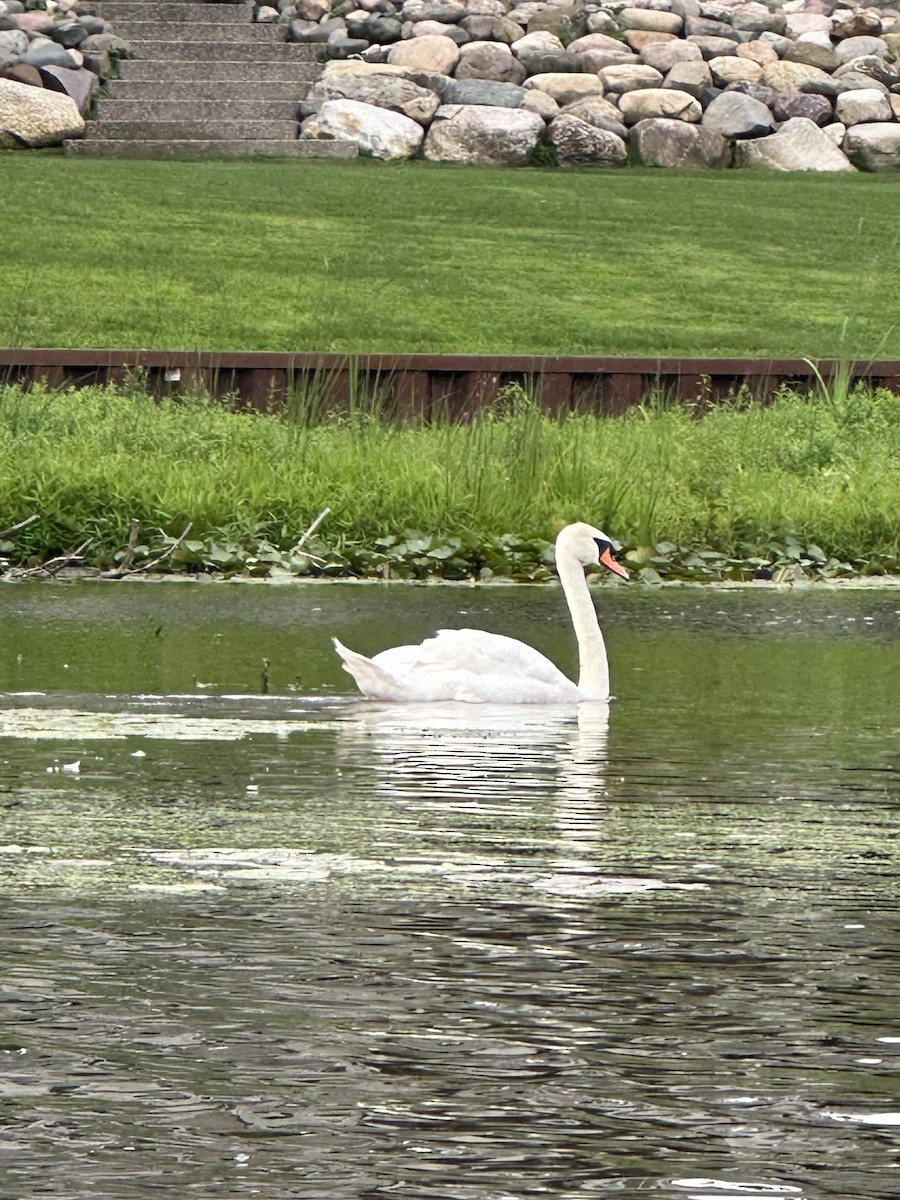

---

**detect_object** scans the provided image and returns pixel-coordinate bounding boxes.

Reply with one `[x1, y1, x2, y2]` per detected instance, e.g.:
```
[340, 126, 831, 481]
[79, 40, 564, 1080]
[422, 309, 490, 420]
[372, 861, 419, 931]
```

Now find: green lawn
[2, 156, 898, 358]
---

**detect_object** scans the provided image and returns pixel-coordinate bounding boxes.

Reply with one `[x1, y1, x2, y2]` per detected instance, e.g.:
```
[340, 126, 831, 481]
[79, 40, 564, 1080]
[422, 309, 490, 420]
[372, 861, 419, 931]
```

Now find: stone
[618, 7, 684, 34]
[300, 98, 424, 158]
[510, 30, 569, 74]
[835, 86, 894, 124]
[0, 28, 27, 55]
[757, 30, 794, 57]
[599, 63, 664, 93]
[708, 55, 762, 86]
[843, 121, 900, 170]
[782, 12, 833, 39]
[568, 33, 631, 57]
[618, 86, 702, 123]
[526, 5, 586, 46]
[19, 42, 80, 71]
[623, 29, 679, 52]
[37, 64, 97, 113]
[822, 121, 846, 146]
[560, 94, 628, 140]
[1, 62, 41, 87]
[760, 61, 835, 94]
[688, 35, 740, 58]
[770, 90, 833, 125]
[640, 39, 702, 73]
[520, 87, 558, 117]
[10, 11, 55, 34]
[400, 0, 467, 22]
[0, 75, 84, 146]
[443, 77, 526, 107]
[685, 14, 741, 41]
[524, 71, 603, 106]
[346, 12, 403, 41]
[302, 70, 440, 123]
[388, 32, 460, 74]
[459, 15, 524, 44]
[702, 89, 774, 136]
[456, 40, 527, 84]
[411, 20, 468, 43]
[736, 116, 856, 170]
[631, 116, 732, 167]
[294, 0, 330, 18]
[575, 49, 640, 73]
[730, 5, 786, 36]
[784, 39, 840, 71]
[831, 69, 890, 94]
[328, 37, 371, 59]
[833, 9, 884, 39]
[834, 55, 900, 89]
[47, 17, 88, 48]
[663, 59, 712, 99]
[547, 114, 628, 166]
[423, 102, 544, 164]
[835, 35, 889, 63]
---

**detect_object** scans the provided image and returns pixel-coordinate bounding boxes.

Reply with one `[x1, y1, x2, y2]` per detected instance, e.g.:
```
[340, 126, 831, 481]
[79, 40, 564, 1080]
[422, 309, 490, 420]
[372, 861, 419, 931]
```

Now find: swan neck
[558, 552, 609, 700]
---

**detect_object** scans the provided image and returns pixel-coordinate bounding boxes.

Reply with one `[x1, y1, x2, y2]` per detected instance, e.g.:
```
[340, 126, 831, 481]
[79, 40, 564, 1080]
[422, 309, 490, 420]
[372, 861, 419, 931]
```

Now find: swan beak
[600, 546, 629, 580]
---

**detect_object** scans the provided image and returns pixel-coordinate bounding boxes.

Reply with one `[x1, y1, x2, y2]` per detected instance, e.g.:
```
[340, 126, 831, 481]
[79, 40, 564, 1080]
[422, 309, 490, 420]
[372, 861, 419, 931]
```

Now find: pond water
[0, 580, 898, 1200]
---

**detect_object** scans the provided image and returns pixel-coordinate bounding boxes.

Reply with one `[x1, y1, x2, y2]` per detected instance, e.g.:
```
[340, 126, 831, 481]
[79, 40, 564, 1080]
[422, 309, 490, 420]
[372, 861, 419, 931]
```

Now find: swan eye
[593, 537, 609, 557]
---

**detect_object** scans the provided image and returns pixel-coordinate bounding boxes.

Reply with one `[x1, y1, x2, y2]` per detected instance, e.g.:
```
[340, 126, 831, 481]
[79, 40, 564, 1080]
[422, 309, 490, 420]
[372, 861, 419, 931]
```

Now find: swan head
[556, 522, 629, 579]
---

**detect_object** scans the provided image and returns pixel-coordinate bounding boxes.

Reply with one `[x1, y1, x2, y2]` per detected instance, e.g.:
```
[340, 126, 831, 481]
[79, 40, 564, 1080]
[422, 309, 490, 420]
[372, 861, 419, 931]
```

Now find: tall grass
[1, 380, 899, 572]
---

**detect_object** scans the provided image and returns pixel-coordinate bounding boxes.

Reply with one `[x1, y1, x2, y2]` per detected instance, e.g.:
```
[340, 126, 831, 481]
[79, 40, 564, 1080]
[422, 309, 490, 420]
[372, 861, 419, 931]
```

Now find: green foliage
[0, 158, 897, 358]
[1, 379, 899, 580]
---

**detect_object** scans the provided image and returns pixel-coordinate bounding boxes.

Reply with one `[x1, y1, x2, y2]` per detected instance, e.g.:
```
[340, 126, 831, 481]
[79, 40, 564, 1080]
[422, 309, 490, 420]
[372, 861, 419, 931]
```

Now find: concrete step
[65, 137, 358, 159]
[87, 118, 299, 139]
[97, 2, 254, 21]
[107, 21, 282, 42]
[94, 97, 301, 119]
[105, 77, 315, 99]
[122, 40, 313, 60]
[118, 57, 320, 80]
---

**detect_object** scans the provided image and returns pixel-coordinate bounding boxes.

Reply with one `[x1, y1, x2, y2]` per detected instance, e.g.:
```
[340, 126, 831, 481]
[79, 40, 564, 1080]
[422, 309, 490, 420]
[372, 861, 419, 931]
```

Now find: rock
[423, 102, 544, 164]
[736, 116, 856, 170]
[411, 20, 468, 44]
[833, 9, 884, 39]
[702, 90, 774, 137]
[631, 116, 732, 167]
[10, 11, 55, 34]
[510, 30, 569, 75]
[688, 34, 741, 59]
[770, 90, 833, 124]
[459, 15, 524, 44]
[623, 29, 679, 52]
[19, 42, 81, 71]
[525, 5, 586, 46]
[685, 14, 741, 41]
[47, 17, 88, 48]
[843, 121, 900, 170]
[300, 97, 423, 157]
[731, 5, 786, 36]
[618, 8, 684, 34]
[618, 86, 702, 123]
[640, 39, 702, 73]
[835, 86, 894, 124]
[834, 55, 900, 89]
[1, 62, 42, 87]
[456, 40, 527, 84]
[599, 63, 664, 93]
[0, 28, 27, 55]
[663, 59, 713, 99]
[302, 69, 440, 123]
[443, 77, 526, 107]
[524, 71, 603, 105]
[760, 60, 835, 94]
[736, 40, 779, 66]
[568, 33, 632, 57]
[328, 37, 371, 59]
[708, 55, 762, 86]
[520, 87, 558, 117]
[783, 39, 840, 71]
[401, 0, 467, 22]
[782, 12, 832, 39]
[834, 35, 889, 63]
[822, 121, 846, 147]
[831, 69, 890, 94]
[0, 75, 84, 146]
[37, 64, 97, 113]
[346, 12, 403, 41]
[575, 48, 640, 73]
[560, 94, 628, 139]
[388, 32, 460, 73]
[547, 113, 628, 166]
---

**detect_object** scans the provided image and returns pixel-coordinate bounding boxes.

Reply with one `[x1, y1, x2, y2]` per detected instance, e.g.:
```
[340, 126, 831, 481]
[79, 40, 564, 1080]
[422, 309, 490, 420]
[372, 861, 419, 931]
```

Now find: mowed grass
[1, 156, 898, 358]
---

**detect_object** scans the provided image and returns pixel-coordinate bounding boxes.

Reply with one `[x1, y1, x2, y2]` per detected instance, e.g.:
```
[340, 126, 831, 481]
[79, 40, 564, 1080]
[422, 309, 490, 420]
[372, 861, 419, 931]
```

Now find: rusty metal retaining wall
[2, 349, 899, 417]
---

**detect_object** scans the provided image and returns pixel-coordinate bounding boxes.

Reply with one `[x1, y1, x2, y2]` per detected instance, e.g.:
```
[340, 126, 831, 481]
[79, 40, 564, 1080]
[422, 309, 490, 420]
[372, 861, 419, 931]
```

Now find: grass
[0, 157, 898, 358]
[1, 380, 899, 578]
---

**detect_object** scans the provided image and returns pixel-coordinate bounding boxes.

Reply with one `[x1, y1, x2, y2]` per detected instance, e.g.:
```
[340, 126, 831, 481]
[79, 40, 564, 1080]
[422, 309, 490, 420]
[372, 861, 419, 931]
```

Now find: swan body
[333, 522, 628, 704]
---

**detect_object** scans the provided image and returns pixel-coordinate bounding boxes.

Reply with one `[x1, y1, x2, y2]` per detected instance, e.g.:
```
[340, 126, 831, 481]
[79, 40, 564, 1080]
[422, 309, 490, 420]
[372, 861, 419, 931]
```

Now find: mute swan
[333, 522, 628, 704]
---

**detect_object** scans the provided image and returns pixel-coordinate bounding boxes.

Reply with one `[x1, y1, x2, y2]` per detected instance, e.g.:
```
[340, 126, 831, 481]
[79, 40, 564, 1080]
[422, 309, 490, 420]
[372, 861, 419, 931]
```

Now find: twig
[119, 519, 141, 571]
[289, 506, 331, 555]
[13, 539, 93, 579]
[131, 522, 193, 574]
[0, 513, 40, 540]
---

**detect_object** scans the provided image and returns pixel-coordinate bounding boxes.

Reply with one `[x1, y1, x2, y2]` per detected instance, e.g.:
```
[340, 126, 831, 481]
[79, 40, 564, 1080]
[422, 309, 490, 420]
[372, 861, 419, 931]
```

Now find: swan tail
[332, 638, 400, 700]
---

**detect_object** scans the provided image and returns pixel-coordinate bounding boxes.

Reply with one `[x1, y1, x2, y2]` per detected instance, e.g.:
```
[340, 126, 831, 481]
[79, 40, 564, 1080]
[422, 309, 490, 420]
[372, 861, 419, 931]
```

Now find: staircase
[65, 1, 355, 159]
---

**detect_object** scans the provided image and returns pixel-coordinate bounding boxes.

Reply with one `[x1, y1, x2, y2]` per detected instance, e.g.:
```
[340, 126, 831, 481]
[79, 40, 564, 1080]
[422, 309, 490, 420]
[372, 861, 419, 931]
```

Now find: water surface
[1, 581, 898, 1199]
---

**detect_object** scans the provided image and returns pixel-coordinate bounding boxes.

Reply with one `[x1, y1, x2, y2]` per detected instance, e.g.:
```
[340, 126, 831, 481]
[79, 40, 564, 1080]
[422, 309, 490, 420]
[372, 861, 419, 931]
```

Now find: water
[1, 581, 898, 1199]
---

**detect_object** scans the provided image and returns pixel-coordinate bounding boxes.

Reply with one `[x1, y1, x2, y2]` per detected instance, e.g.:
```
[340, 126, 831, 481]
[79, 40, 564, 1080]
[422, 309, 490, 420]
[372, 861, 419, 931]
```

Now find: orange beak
[600, 545, 629, 580]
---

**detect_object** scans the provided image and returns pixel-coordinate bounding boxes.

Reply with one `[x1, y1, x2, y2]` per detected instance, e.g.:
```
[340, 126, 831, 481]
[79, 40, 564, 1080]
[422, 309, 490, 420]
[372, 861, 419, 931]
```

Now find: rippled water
[1, 581, 898, 1199]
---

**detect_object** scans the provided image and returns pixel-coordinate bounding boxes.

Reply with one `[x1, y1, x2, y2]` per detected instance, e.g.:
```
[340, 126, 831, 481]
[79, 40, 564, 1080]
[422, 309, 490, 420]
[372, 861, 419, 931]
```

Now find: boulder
[685, 15, 740, 42]
[688, 35, 740, 59]
[411, 21, 468, 43]
[459, 15, 524, 44]
[547, 113, 628, 166]
[401, 0, 467, 22]
[843, 122, 900, 171]
[736, 40, 779, 66]
[456, 40, 526, 84]
[568, 33, 632, 57]
[760, 60, 836, 94]
[663, 59, 713, 100]
[525, 5, 586, 46]
[300, 98, 423, 158]
[520, 88, 559, 118]
[10, 11, 55, 35]
[20, 42, 81, 70]
[783, 39, 840, 72]
[770, 90, 833, 125]
[834, 55, 900, 89]
[708, 56, 763, 86]
[599, 63, 664, 93]
[388, 33, 460, 74]
[631, 116, 732, 167]
[423, 102, 544, 164]
[833, 9, 884, 40]
[1, 62, 42, 87]
[735, 116, 856, 171]
[575, 49, 640, 73]
[346, 12, 403, 41]
[443, 77, 526, 107]
[618, 8, 683, 35]
[510, 30, 570, 75]
[560, 94, 628, 140]
[0, 28, 28, 56]
[618, 87, 702, 124]
[702, 90, 774, 137]
[782, 12, 832, 39]
[524, 71, 603, 106]
[0, 76, 84, 146]
[623, 30, 679, 53]
[835, 87, 894, 124]
[301, 70, 440, 124]
[731, 5, 786, 37]
[834, 35, 889, 63]
[37, 64, 97, 114]
[640, 39, 703, 73]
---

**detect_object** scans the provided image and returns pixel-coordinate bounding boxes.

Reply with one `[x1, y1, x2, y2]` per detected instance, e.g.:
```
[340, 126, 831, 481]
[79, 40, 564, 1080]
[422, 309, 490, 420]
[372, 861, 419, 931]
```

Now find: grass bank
[2, 380, 899, 581]
[1, 157, 898, 358]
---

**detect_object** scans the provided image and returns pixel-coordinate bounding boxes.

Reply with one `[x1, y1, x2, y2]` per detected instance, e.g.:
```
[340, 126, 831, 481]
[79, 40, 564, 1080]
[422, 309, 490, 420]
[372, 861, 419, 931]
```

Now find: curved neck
[557, 554, 609, 700]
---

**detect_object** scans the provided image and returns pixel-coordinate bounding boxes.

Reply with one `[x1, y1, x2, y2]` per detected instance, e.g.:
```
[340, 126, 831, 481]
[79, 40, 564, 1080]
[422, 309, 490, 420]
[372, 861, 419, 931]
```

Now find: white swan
[333, 522, 628, 704]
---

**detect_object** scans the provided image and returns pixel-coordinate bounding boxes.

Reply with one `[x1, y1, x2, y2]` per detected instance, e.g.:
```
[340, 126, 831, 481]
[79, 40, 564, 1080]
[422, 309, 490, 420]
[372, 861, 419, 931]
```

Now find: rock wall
[275, 0, 900, 168]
